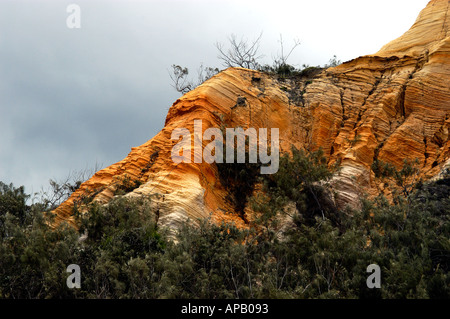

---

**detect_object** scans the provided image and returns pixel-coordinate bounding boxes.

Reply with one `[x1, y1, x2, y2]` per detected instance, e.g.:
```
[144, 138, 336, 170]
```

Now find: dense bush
[259, 147, 339, 226]
[0, 182, 30, 225]
[0, 205, 79, 298]
[216, 148, 261, 219]
[0, 149, 449, 299]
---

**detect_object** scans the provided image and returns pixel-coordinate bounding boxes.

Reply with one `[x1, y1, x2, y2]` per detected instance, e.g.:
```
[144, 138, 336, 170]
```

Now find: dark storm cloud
[0, 0, 181, 194]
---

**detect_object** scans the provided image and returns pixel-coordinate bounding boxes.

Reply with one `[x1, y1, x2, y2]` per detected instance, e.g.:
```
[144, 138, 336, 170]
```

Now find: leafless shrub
[35, 163, 102, 210]
[215, 32, 264, 69]
[272, 34, 301, 70]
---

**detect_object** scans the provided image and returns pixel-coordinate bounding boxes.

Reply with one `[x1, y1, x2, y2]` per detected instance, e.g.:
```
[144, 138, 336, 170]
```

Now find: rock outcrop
[53, 0, 450, 229]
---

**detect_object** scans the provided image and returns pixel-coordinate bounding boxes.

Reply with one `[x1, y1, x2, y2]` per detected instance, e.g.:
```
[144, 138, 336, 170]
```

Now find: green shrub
[216, 134, 262, 219]
[255, 146, 339, 227]
[0, 155, 449, 299]
[113, 175, 143, 196]
[0, 182, 30, 225]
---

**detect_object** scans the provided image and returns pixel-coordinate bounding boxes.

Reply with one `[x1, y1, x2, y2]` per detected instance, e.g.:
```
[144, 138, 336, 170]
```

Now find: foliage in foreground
[0, 150, 449, 299]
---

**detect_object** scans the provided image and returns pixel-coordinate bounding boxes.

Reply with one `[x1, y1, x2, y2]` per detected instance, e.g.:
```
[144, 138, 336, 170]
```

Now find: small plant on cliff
[113, 174, 143, 196]
[169, 64, 219, 94]
[372, 158, 421, 197]
[324, 55, 342, 68]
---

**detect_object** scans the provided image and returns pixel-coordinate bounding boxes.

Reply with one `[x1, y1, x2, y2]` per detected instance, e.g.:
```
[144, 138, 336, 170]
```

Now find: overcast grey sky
[0, 0, 429, 198]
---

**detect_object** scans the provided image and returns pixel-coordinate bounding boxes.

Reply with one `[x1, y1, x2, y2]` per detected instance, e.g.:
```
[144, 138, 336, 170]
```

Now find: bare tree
[272, 34, 301, 70]
[215, 32, 264, 69]
[35, 163, 102, 210]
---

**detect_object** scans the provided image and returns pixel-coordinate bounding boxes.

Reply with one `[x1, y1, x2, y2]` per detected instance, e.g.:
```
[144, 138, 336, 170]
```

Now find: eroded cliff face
[53, 0, 450, 230]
